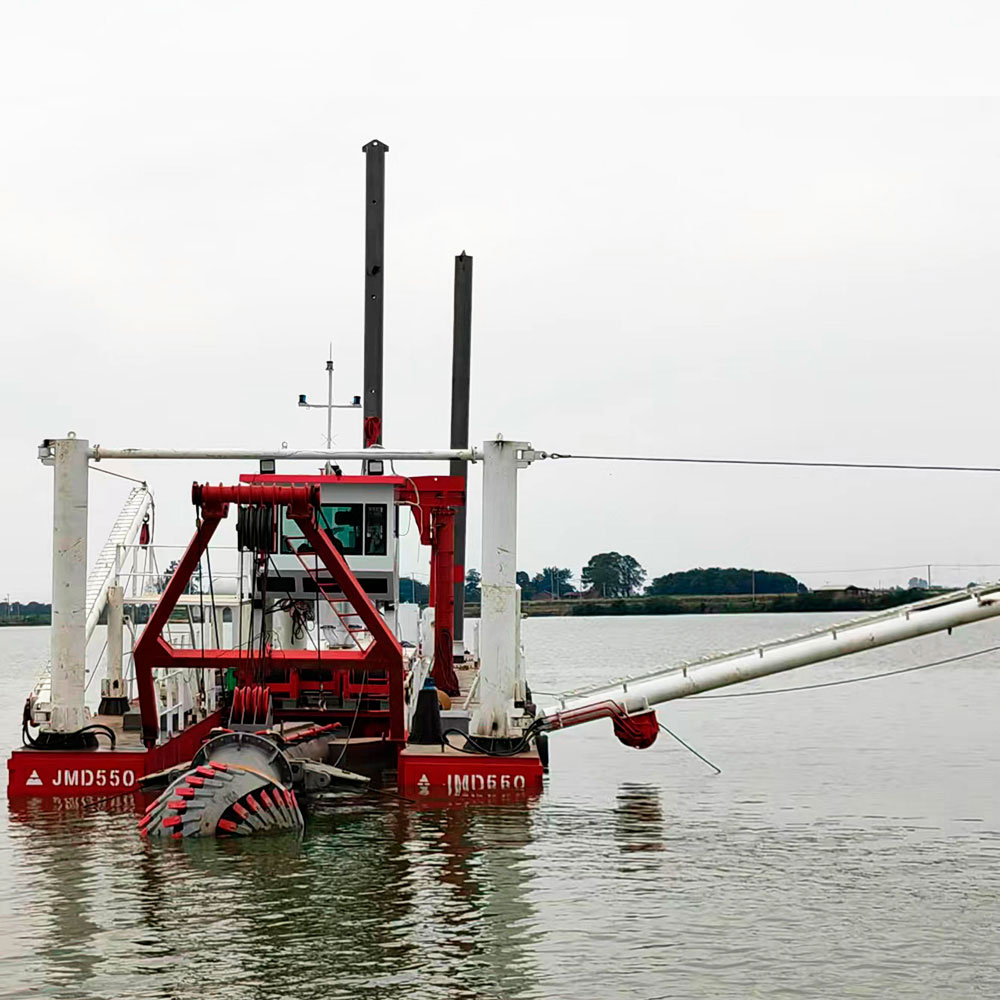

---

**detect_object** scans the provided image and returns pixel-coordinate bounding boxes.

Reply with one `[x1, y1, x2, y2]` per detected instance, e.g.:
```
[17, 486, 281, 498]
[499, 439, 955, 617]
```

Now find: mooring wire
[88, 464, 149, 486]
[366, 785, 416, 804]
[692, 643, 1000, 699]
[84, 637, 109, 692]
[205, 542, 222, 650]
[656, 722, 721, 775]
[547, 452, 1000, 474]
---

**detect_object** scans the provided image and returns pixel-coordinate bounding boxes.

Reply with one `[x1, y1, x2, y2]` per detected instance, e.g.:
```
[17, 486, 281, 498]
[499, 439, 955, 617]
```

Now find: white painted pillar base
[49, 436, 89, 733]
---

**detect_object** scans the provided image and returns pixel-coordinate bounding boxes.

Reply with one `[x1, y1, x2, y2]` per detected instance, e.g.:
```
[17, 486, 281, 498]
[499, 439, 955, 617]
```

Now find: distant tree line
[460, 560, 807, 605]
[0, 565, 807, 621]
[400, 577, 430, 604]
[0, 601, 51, 625]
[646, 567, 803, 596]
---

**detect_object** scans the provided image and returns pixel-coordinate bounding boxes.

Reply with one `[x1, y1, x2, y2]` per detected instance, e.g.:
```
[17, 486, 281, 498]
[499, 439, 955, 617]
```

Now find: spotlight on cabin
[259, 458, 276, 474]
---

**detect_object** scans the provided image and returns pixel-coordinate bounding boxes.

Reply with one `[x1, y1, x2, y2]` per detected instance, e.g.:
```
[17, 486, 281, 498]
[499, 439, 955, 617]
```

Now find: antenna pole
[450, 252, 473, 649]
[325, 350, 334, 474]
[326, 351, 334, 451]
[362, 139, 388, 472]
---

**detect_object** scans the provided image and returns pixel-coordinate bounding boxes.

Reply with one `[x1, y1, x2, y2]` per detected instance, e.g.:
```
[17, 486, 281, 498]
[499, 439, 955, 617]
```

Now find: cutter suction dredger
[535, 584, 1000, 744]
[8, 436, 549, 824]
[15, 140, 1000, 835]
[12, 430, 1000, 833]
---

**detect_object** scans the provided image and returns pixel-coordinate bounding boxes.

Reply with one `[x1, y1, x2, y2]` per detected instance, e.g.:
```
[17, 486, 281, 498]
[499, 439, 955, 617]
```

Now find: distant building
[908, 577, 929, 589]
[812, 584, 872, 599]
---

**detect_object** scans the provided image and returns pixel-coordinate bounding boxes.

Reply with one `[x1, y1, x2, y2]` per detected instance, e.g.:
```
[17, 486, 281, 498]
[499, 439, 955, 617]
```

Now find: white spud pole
[471, 439, 523, 739]
[48, 436, 89, 734]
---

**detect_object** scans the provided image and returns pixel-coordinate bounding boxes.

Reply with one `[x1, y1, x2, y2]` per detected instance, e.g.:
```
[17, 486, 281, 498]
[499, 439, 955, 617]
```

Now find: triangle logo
[26, 770, 43, 786]
[417, 774, 430, 794]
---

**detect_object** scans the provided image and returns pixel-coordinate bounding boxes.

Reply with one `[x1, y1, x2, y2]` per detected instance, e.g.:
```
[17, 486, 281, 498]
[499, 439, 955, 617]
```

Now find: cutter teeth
[139, 758, 303, 840]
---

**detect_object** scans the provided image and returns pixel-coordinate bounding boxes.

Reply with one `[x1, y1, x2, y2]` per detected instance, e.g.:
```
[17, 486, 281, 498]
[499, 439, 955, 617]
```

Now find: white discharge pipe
[538, 585, 1000, 725]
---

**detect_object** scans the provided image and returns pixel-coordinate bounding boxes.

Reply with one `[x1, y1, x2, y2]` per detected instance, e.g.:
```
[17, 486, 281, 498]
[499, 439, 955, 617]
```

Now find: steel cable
[548, 452, 1000, 474]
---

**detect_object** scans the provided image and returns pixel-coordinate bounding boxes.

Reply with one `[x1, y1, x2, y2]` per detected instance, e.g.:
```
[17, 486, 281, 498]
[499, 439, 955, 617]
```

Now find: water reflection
[6, 618, 1000, 999]
[4, 798, 539, 1000]
[614, 783, 665, 853]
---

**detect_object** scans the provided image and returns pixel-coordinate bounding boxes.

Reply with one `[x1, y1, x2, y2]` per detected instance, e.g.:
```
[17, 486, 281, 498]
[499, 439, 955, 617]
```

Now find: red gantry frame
[133, 477, 464, 749]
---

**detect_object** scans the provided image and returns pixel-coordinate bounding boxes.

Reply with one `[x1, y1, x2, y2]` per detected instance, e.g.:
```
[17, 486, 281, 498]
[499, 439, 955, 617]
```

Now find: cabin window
[281, 503, 364, 556]
[321, 504, 364, 555]
[365, 503, 388, 555]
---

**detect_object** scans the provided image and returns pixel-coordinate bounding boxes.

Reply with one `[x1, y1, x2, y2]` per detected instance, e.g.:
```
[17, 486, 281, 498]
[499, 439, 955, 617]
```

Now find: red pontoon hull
[7, 712, 222, 798]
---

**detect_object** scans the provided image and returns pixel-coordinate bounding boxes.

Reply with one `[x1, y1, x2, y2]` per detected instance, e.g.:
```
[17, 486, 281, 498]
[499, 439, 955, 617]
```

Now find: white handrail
[85, 487, 153, 640]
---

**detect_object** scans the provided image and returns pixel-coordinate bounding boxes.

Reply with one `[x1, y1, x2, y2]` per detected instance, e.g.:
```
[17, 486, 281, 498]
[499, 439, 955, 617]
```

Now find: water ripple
[2, 619, 1000, 998]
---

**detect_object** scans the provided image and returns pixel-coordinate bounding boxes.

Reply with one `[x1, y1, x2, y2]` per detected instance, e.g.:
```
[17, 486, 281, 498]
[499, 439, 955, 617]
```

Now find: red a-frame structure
[133, 477, 466, 750]
[133, 483, 405, 748]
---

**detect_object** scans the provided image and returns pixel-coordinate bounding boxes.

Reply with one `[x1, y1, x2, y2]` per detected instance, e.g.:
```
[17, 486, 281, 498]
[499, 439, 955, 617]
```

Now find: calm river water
[1, 614, 999, 999]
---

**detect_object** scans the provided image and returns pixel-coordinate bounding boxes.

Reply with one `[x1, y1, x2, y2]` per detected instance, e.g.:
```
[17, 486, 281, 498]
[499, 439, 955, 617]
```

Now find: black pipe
[362, 139, 388, 470]
[450, 252, 473, 645]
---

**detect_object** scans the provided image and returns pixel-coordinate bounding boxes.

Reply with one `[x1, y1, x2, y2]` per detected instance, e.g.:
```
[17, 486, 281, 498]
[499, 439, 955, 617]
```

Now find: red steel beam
[396, 476, 464, 697]
[149, 648, 370, 669]
[431, 509, 459, 696]
[193, 482, 318, 514]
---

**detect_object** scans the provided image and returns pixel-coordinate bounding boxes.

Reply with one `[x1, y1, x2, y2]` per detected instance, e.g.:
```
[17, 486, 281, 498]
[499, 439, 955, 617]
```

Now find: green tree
[158, 559, 200, 595]
[582, 552, 621, 596]
[399, 577, 430, 605]
[581, 552, 644, 597]
[645, 567, 801, 596]
[531, 566, 575, 597]
[464, 569, 481, 603]
[620, 555, 646, 597]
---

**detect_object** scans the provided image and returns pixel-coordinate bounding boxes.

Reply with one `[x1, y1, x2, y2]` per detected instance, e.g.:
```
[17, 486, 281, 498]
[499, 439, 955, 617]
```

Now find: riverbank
[465, 588, 941, 618]
[0, 589, 949, 625]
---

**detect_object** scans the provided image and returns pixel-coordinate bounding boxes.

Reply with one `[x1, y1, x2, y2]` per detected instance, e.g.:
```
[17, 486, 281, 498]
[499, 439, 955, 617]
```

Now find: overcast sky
[3, 3, 1000, 599]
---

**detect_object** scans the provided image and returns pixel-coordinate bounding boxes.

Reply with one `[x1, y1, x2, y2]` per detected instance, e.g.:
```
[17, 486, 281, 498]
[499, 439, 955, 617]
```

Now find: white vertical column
[514, 585, 525, 702]
[471, 439, 522, 738]
[106, 585, 124, 688]
[100, 584, 128, 714]
[49, 435, 89, 733]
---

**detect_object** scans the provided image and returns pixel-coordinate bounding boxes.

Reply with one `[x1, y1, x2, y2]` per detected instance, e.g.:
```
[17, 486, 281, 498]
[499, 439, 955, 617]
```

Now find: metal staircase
[29, 484, 154, 725]
[85, 485, 154, 640]
[292, 550, 368, 649]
